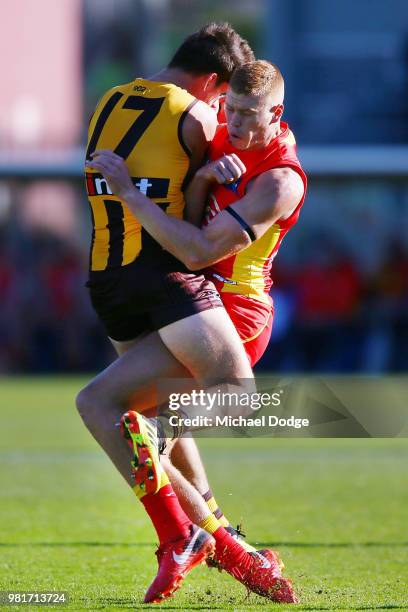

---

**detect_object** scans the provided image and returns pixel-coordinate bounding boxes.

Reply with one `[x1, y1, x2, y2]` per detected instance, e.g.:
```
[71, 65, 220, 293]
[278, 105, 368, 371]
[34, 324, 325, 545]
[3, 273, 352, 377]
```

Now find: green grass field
[0, 377, 407, 611]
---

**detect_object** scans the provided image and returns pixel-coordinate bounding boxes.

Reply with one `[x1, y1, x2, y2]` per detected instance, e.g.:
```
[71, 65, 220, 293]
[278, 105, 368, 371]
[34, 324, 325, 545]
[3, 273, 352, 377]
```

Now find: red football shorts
[220, 293, 273, 367]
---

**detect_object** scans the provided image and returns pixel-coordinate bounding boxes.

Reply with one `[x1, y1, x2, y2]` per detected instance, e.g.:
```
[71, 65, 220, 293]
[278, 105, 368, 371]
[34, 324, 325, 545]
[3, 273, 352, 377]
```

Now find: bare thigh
[108, 333, 196, 413]
[88, 307, 252, 411]
[158, 308, 253, 384]
[86, 331, 194, 410]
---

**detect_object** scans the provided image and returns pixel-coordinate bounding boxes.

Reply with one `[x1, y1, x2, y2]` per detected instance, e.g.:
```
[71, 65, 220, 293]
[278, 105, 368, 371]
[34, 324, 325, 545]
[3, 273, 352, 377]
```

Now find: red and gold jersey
[85, 78, 196, 272]
[202, 122, 307, 305]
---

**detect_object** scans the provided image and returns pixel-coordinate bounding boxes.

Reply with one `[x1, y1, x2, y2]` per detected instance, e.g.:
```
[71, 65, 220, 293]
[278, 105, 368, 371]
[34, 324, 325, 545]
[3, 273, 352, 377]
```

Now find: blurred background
[0, 0, 407, 375]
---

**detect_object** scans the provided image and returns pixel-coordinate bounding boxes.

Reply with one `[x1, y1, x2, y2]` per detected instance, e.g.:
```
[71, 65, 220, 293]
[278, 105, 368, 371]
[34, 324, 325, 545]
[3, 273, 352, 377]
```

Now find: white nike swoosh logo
[172, 529, 202, 565]
[255, 552, 271, 569]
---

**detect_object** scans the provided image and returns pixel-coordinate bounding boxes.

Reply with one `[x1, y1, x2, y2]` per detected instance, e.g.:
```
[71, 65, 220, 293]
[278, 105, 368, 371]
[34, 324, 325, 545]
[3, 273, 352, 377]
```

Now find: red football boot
[215, 544, 299, 603]
[144, 525, 215, 603]
[250, 549, 298, 603]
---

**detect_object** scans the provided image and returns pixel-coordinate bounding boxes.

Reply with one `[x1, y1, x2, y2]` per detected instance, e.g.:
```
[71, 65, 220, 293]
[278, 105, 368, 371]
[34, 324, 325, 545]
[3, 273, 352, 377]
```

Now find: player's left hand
[196, 153, 246, 185]
[86, 150, 134, 200]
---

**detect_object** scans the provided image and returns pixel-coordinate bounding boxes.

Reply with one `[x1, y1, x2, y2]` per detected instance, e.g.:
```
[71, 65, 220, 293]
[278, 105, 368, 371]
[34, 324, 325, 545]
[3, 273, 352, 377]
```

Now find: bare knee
[76, 383, 102, 430]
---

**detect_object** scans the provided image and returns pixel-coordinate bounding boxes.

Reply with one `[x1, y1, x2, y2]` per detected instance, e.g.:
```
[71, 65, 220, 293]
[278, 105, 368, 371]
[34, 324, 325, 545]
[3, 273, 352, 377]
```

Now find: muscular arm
[87, 152, 304, 271]
[179, 102, 219, 227]
[180, 101, 217, 186]
[183, 173, 210, 227]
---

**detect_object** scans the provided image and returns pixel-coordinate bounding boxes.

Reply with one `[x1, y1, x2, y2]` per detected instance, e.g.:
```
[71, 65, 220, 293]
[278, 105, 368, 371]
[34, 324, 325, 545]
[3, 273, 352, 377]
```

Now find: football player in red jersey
[89, 59, 305, 604]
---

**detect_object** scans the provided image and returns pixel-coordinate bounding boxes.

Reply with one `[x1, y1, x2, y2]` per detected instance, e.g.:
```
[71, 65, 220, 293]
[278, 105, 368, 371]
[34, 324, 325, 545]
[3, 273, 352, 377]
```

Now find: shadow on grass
[98, 597, 230, 610]
[76, 598, 231, 610]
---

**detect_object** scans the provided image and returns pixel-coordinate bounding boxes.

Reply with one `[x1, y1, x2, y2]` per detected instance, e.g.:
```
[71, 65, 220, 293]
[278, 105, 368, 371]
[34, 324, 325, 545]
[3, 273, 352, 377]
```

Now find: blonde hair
[230, 60, 284, 100]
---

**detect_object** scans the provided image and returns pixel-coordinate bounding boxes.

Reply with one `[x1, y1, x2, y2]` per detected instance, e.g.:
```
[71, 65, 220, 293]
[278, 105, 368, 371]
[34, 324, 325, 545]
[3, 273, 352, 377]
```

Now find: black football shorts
[86, 252, 223, 342]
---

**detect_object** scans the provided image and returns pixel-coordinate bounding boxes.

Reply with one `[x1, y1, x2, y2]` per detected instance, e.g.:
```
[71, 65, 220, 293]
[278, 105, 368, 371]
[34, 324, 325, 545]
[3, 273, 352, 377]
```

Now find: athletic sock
[138, 473, 191, 545]
[199, 515, 252, 578]
[202, 489, 230, 528]
[199, 512, 222, 535]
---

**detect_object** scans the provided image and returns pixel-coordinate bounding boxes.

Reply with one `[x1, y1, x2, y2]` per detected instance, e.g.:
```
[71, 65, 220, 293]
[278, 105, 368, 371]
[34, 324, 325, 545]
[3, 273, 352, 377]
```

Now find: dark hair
[168, 22, 255, 84]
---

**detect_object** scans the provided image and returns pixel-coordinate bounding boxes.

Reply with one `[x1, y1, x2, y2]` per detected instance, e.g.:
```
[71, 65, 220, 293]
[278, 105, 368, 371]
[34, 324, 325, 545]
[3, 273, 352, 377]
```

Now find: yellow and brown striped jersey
[85, 78, 196, 271]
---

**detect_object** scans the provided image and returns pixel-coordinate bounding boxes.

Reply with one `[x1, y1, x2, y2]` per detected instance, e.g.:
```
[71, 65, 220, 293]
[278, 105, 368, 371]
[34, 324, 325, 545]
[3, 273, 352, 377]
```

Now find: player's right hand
[197, 154, 246, 185]
[86, 150, 135, 201]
